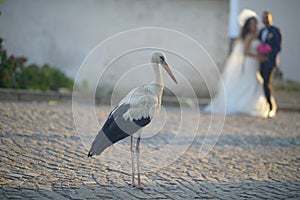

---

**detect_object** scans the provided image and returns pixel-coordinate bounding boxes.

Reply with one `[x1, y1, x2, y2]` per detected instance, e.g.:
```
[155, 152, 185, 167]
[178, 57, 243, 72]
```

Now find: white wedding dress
[204, 39, 275, 118]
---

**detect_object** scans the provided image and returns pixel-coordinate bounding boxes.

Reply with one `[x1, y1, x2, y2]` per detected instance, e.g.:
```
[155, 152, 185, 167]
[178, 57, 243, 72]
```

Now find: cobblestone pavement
[0, 102, 299, 199]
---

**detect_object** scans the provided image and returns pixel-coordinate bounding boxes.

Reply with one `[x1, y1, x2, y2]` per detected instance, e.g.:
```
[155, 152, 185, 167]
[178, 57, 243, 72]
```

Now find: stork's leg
[136, 133, 143, 189]
[130, 135, 135, 187]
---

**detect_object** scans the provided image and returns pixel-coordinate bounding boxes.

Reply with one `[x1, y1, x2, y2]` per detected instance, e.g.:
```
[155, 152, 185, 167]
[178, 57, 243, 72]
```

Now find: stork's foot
[130, 182, 142, 189]
[135, 184, 150, 190]
[130, 182, 136, 188]
[135, 184, 144, 190]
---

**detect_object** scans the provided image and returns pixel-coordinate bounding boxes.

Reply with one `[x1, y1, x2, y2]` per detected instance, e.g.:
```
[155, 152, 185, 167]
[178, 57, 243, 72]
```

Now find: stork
[88, 52, 177, 189]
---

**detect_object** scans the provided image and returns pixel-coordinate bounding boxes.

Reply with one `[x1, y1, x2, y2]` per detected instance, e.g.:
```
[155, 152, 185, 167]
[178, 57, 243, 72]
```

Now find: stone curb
[0, 88, 299, 111]
[0, 88, 72, 102]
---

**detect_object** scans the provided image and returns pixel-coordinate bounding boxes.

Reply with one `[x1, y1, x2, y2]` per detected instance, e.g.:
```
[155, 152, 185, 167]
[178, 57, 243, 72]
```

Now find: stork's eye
[159, 56, 165, 61]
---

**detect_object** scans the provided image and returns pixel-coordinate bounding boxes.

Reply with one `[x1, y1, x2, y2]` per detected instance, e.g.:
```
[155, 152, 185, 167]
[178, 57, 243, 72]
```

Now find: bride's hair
[240, 17, 257, 40]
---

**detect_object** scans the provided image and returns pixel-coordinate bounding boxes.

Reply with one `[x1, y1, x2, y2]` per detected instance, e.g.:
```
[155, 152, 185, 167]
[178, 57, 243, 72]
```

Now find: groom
[259, 11, 282, 117]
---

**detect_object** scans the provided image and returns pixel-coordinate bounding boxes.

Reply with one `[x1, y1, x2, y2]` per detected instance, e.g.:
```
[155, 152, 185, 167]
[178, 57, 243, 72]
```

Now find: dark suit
[259, 25, 282, 111]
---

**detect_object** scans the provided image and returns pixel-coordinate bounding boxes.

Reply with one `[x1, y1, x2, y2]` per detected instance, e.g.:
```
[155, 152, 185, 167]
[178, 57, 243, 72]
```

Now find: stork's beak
[161, 61, 178, 84]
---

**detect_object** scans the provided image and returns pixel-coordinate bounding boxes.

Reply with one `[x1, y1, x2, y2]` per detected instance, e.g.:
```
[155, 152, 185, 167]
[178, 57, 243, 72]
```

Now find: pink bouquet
[257, 43, 272, 55]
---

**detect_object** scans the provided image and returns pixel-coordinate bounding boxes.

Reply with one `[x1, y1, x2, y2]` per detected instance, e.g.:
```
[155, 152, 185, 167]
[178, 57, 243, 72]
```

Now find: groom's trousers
[260, 66, 276, 111]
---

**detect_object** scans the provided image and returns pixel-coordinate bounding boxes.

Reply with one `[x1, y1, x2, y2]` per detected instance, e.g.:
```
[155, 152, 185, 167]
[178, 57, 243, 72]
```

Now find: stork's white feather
[120, 83, 163, 121]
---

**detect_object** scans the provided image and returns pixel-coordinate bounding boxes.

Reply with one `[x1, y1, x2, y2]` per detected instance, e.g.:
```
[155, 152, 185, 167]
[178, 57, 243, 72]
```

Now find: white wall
[0, 0, 229, 97]
[230, 0, 300, 83]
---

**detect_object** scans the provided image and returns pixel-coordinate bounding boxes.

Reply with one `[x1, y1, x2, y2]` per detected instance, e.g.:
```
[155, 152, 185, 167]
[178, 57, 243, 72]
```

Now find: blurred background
[0, 0, 299, 99]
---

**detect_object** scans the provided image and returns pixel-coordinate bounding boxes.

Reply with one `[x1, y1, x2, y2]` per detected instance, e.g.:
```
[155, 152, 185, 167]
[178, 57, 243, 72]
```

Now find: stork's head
[152, 52, 178, 84]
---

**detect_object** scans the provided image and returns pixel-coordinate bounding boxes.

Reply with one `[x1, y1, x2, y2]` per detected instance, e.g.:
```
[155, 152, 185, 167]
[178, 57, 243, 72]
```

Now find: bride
[204, 10, 276, 118]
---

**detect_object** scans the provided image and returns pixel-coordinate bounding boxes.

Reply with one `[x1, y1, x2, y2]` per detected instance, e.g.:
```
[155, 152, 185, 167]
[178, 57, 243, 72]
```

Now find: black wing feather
[102, 104, 151, 144]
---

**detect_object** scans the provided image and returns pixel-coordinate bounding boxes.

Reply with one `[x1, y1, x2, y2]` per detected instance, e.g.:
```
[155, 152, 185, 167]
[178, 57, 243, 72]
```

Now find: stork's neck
[152, 63, 164, 86]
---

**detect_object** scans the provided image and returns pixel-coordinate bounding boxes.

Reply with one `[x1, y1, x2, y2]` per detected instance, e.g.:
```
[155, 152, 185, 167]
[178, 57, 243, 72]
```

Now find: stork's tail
[88, 130, 113, 158]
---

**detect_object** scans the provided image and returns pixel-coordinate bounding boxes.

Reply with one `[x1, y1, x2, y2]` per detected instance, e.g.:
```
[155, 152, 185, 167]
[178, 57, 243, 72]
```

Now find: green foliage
[0, 38, 74, 91]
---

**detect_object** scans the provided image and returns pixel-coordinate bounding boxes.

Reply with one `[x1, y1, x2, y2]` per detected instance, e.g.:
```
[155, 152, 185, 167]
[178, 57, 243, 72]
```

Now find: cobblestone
[0, 101, 299, 199]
